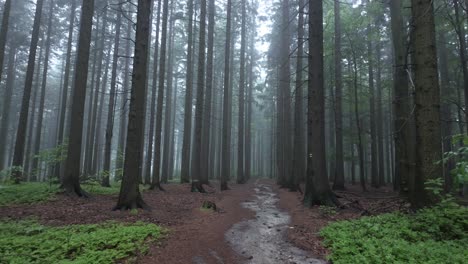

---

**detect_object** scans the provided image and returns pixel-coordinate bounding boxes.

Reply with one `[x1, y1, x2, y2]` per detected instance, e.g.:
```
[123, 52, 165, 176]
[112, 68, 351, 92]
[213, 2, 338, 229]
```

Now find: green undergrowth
[320, 203, 468, 264]
[0, 182, 125, 206]
[0, 183, 59, 206]
[81, 182, 121, 195]
[0, 220, 163, 264]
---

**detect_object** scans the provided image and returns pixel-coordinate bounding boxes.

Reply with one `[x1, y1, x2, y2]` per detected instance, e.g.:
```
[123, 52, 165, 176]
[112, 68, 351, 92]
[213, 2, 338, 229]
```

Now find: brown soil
[0, 182, 256, 264]
[0, 180, 402, 263]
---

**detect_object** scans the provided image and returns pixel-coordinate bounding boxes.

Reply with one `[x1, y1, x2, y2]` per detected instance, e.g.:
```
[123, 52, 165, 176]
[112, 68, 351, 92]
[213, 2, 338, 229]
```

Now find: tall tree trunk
[367, 17, 378, 188]
[181, 0, 195, 184]
[191, 0, 207, 192]
[117, 13, 133, 173]
[278, 0, 292, 188]
[221, 0, 232, 191]
[84, 5, 107, 176]
[161, 4, 175, 184]
[438, 31, 453, 191]
[453, 0, 468, 133]
[63, 0, 95, 196]
[389, 0, 414, 193]
[11, 0, 44, 183]
[246, 26, 255, 181]
[304, 0, 337, 206]
[102, 10, 122, 187]
[410, 0, 442, 209]
[0, 46, 16, 171]
[200, 0, 215, 185]
[376, 33, 385, 186]
[32, 0, 55, 180]
[236, 0, 246, 184]
[93, 52, 110, 176]
[115, 0, 152, 210]
[150, 0, 169, 191]
[55, 0, 76, 180]
[292, 0, 306, 191]
[144, 0, 162, 185]
[332, 0, 345, 190]
[0, 0, 12, 85]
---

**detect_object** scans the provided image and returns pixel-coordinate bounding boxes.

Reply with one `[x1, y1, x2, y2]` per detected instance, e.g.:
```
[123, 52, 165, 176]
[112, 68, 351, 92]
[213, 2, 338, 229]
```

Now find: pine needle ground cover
[0, 220, 163, 264]
[320, 204, 468, 264]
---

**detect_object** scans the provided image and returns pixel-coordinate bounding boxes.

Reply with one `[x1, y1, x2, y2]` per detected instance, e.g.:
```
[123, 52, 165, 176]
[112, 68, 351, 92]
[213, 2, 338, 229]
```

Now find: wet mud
[225, 182, 325, 264]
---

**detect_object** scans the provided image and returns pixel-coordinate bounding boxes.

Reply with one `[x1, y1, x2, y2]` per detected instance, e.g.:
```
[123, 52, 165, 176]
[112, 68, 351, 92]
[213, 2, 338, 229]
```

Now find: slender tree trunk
[200, 0, 215, 185]
[102, 10, 122, 187]
[63, 0, 95, 196]
[332, 0, 345, 190]
[0, 46, 16, 171]
[389, 0, 414, 193]
[367, 19, 378, 188]
[144, 0, 162, 185]
[0, 0, 12, 85]
[115, 0, 152, 210]
[84, 6, 108, 176]
[55, 0, 76, 180]
[292, 0, 306, 191]
[32, 0, 55, 180]
[376, 35, 385, 186]
[117, 14, 133, 173]
[181, 0, 195, 184]
[191, 0, 207, 192]
[11, 0, 44, 183]
[236, 0, 247, 184]
[438, 31, 453, 192]
[150, 0, 169, 191]
[246, 27, 255, 181]
[161, 4, 175, 184]
[221, 0, 232, 191]
[453, 0, 468, 133]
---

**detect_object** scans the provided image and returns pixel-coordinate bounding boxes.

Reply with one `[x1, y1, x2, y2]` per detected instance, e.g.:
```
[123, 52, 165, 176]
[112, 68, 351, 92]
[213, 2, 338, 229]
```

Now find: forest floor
[0, 179, 403, 264]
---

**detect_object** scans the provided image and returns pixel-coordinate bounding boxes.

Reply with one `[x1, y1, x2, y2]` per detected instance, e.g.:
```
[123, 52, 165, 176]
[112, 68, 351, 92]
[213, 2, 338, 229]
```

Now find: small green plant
[0, 166, 24, 183]
[0, 220, 163, 264]
[319, 205, 337, 217]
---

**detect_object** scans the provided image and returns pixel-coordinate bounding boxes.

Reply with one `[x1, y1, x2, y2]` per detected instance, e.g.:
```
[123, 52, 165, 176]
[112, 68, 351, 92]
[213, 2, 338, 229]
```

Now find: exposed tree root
[191, 181, 206, 193]
[149, 182, 165, 191]
[113, 197, 151, 211]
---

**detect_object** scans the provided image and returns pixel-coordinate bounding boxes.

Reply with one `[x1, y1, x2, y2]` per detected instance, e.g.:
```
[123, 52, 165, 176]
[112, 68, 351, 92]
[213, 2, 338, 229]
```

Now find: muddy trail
[224, 181, 325, 264]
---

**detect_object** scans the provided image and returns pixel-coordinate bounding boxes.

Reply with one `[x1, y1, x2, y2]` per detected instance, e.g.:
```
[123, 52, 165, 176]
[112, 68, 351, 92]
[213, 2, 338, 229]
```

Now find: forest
[0, 0, 467, 263]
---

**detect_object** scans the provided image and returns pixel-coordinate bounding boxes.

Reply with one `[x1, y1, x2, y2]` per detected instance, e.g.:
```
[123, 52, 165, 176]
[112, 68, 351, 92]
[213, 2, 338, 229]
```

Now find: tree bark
[304, 0, 338, 206]
[11, 0, 44, 183]
[115, 0, 152, 210]
[221, 0, 232, 191]
[150, 0, 169, 191]
[55, 0, 76, 181]
[0, 0, 12, 85]
[410, 0, 442, 209]
[32, 0, 55, 180]
[144, 0, 162, 185]
[102, 10, 122, 187]
[181, 0, 195, 184]
[63, 0, 95, 196]
[0, 46, 16, 171]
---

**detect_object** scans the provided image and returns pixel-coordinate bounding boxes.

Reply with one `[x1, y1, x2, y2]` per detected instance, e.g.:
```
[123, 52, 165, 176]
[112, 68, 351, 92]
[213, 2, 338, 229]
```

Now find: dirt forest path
[146, 180, 326, 264]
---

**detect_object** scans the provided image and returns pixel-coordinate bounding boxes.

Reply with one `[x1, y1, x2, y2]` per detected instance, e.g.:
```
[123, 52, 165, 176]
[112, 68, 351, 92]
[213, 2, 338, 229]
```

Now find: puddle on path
[225, 182, 325, 264]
